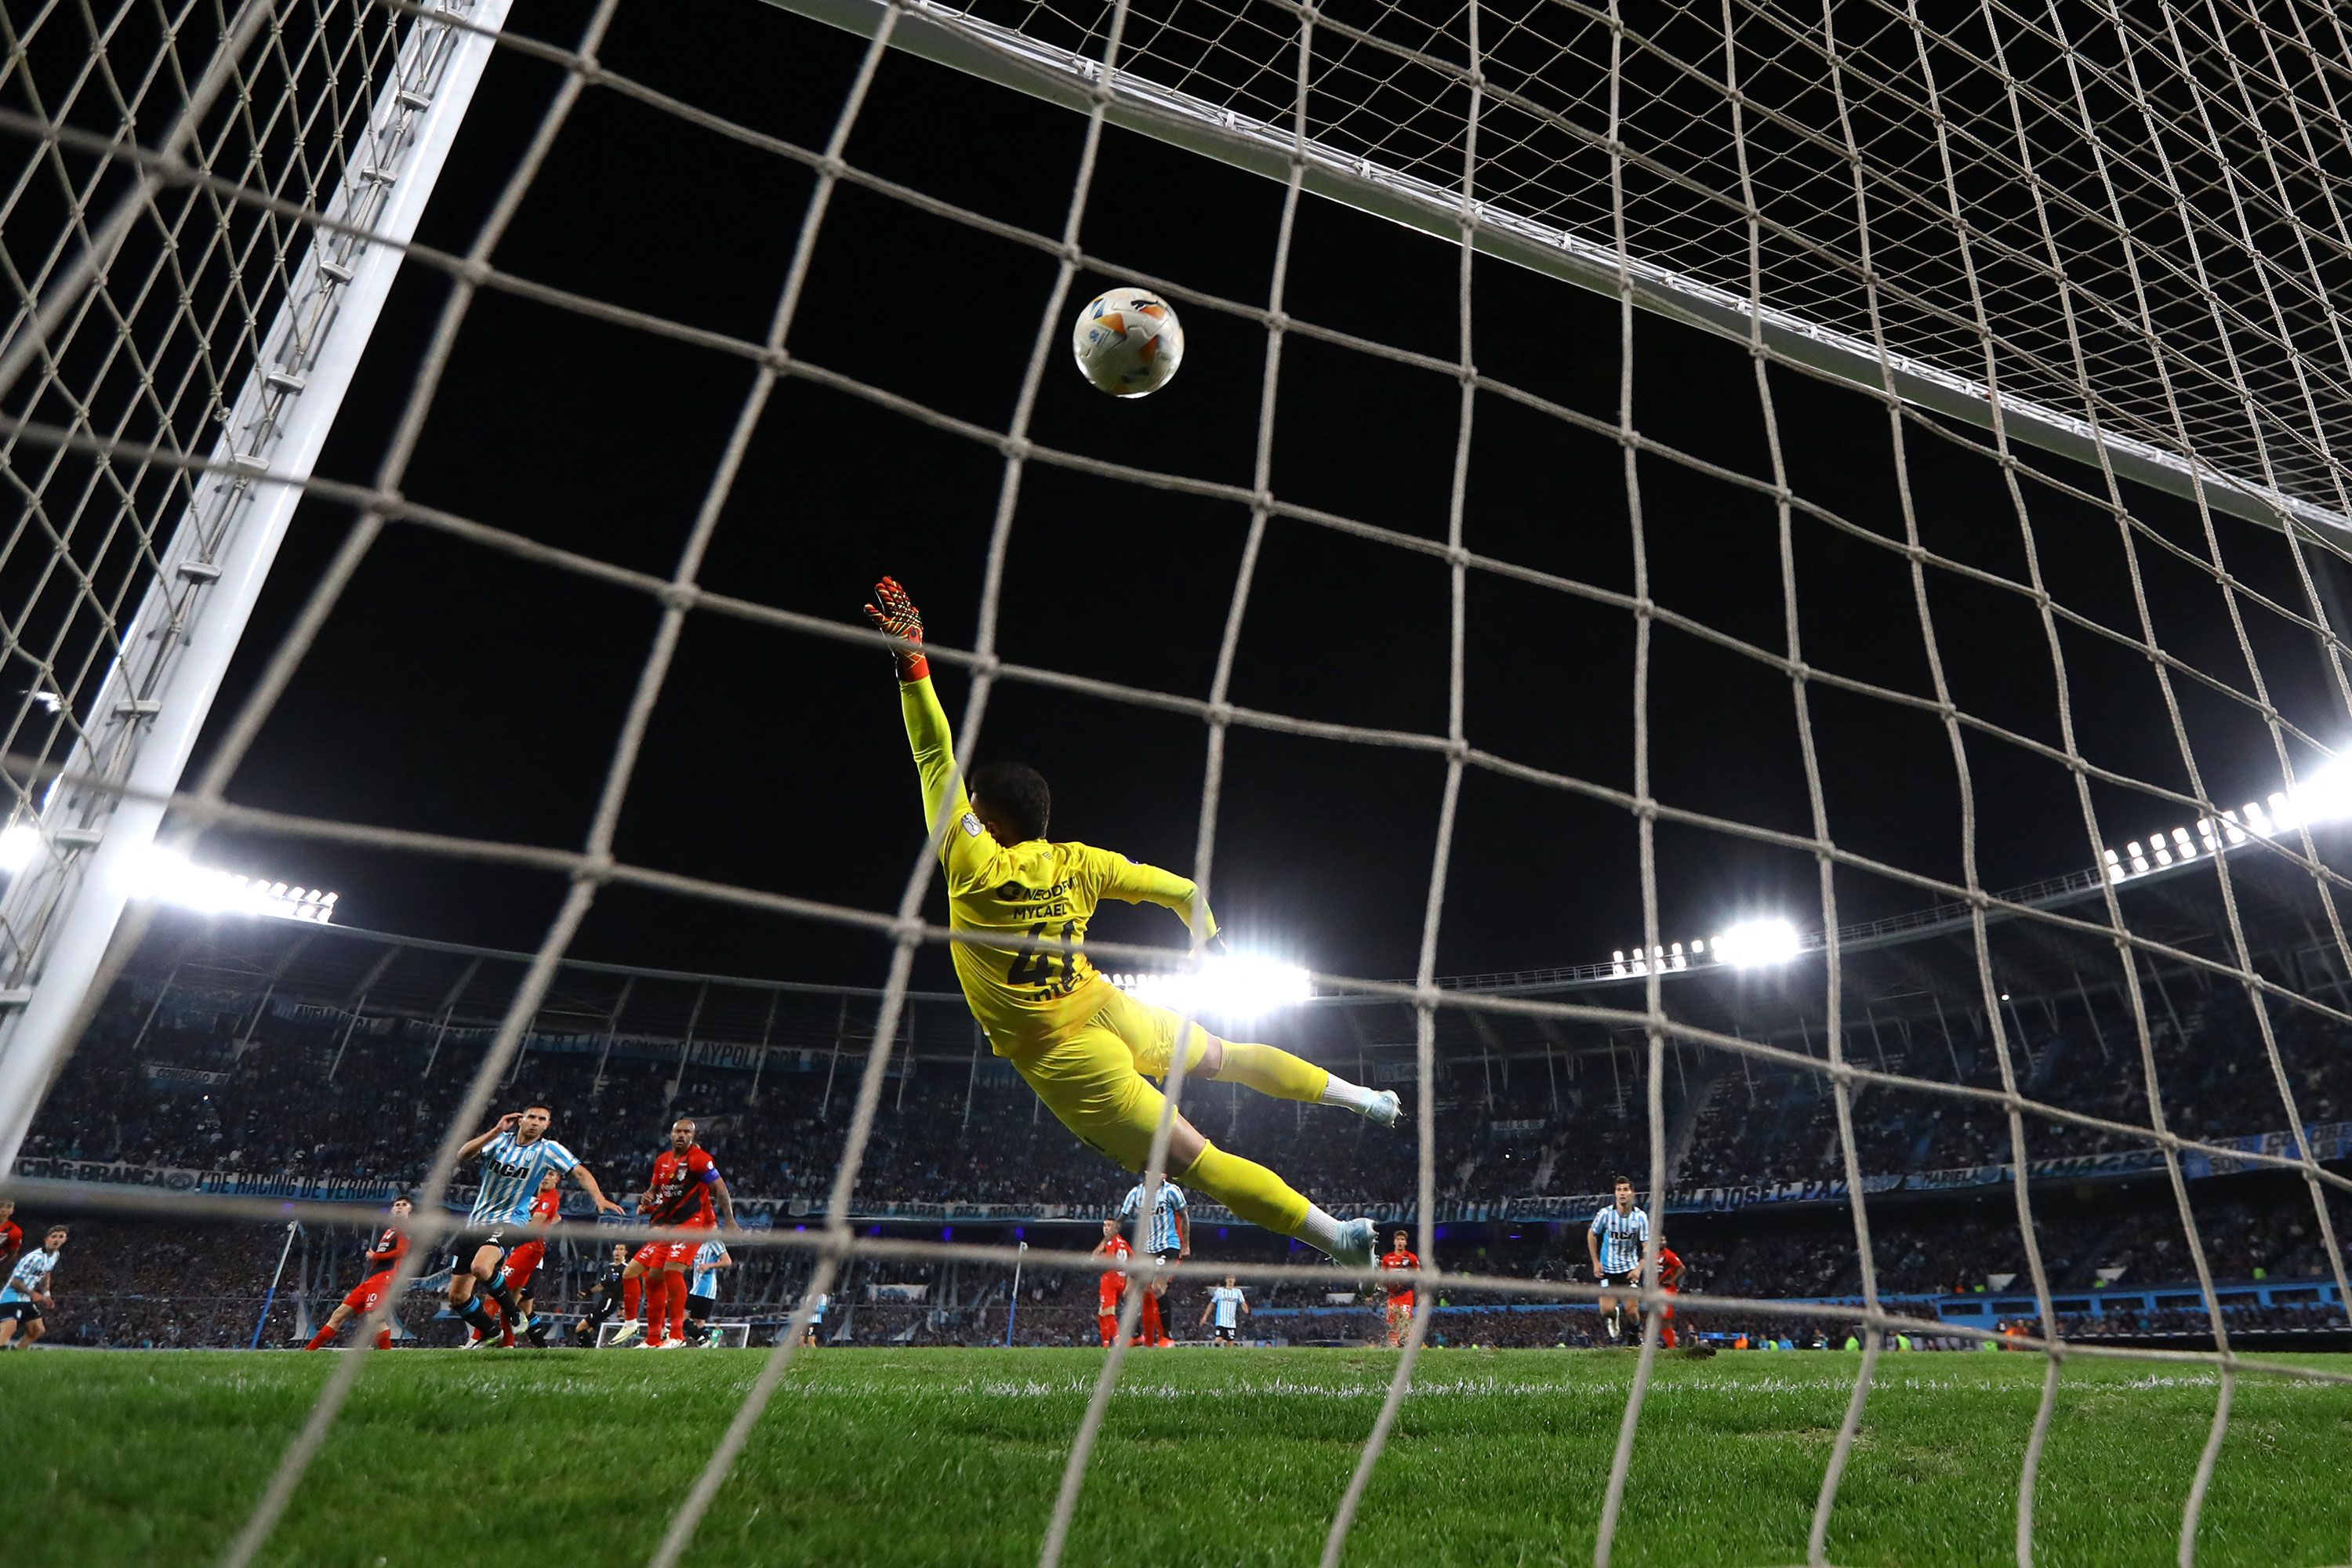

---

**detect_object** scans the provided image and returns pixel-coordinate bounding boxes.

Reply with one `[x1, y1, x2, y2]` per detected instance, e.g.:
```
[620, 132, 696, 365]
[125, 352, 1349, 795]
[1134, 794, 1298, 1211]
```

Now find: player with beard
[448, 1105, 620, 1347]
[633, 1116, 737, 1350]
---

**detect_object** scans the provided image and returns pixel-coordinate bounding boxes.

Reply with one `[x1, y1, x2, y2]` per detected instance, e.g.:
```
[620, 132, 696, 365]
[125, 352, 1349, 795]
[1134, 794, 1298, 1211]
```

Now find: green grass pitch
[9, 1348, 2350, 1566]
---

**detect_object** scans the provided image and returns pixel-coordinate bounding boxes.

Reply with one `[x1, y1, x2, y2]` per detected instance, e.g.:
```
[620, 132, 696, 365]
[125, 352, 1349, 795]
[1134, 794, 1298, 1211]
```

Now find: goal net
[2, 0, 2351, 1564]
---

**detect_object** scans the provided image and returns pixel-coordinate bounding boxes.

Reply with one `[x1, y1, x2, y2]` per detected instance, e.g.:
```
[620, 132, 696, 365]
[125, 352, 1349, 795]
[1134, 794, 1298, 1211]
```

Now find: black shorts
[2, 1298, 42, 1327]
[1211, 1323, 1236, 1342]
[687, 1291, 717, 1318]
[1600, 1270, 1636, 1290]
[446, 1229, 508, 1274]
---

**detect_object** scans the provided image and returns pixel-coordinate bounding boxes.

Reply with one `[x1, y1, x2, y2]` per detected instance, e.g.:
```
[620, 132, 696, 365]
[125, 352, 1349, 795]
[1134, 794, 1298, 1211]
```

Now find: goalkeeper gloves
[862, 575, 928, 682]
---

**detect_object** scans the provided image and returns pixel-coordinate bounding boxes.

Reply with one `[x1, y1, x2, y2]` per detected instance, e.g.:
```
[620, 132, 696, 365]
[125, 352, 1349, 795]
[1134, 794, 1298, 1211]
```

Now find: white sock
[1299, 1205, 1348, 1255]
[1319, 1076, 1381, 1113]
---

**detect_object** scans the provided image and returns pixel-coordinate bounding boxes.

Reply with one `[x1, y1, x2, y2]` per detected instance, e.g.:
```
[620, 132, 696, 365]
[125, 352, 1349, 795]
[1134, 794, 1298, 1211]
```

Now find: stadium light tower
[125, 848, 339, 924]
[1713, 917, 1802, 968]
[0, 1, 511, 1169]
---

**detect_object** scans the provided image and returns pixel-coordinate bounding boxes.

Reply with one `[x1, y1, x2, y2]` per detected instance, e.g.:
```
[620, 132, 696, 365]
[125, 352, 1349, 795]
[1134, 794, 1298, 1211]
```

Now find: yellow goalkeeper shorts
[1002, 982, 1215, 1172]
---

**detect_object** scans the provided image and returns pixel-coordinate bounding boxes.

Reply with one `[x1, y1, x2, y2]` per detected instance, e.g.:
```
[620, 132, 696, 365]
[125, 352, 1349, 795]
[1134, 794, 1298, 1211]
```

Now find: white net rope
[0, 2, 2350, 1566]
[922, 0, 2352, 524]
[0, 0, 405, 973]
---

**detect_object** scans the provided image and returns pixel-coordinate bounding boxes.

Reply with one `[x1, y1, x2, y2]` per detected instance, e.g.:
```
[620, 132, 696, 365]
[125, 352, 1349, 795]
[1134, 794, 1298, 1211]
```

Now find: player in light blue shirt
[800, 1290, 829, 1348]
[1586, 1176, 1652, 1345]
[1120, 1178, 1188, 1258]
[1198, 1276, 1249, 1345]
[684, 1238, 732, 1347]
[447, 1104, 620, 1345]
[0, 1224, 66, 1349]
[1120, 1178, 1189, 1345]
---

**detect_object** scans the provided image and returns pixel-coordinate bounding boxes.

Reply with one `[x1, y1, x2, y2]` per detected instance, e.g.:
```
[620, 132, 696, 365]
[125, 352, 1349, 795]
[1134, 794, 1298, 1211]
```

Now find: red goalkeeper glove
[862, 575, 928, 682]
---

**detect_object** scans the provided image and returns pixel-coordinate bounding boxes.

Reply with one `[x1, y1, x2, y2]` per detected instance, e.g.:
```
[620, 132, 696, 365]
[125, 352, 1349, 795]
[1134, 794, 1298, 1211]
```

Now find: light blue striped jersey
[1119, 1179, 1188, 1256]
[469, 1131, 580, 1225]
[2, 1246, 58, 1301]
[1589, 1203, 1650, 1276]
[690, 1240, 728, 1298]
[1207, 1284, 1245, 1330]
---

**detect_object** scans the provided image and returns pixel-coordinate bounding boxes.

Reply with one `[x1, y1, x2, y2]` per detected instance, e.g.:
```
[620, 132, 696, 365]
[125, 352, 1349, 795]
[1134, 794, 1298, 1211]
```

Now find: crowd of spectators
[18, 990, 1655, 1210]
[10, 1184, 2344, 1350]
[24, 973, 2350, 1219]
[1679, 985, 2352, 1191]
[1686, 1187, 2352, 1299]
[12, 969, 2351, 1350]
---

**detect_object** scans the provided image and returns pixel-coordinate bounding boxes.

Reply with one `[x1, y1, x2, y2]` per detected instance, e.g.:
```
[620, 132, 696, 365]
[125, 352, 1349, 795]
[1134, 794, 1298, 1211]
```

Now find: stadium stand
[11, 869, 2350, 1352]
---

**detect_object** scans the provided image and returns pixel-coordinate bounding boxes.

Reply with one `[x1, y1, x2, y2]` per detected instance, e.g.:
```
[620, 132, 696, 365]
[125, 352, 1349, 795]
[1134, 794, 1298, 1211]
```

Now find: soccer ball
[1071, 287, 1183, 397]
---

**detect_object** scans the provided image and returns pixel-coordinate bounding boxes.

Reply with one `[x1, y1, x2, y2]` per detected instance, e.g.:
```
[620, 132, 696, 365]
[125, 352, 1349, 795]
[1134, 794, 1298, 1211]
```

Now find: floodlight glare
[0, 824, 35, 873]
[125, 847, 337, 923]
[1712, 917, 1802, 968]
[2275, 754, 2352, 832]
[1116, 952, 1312, 1022]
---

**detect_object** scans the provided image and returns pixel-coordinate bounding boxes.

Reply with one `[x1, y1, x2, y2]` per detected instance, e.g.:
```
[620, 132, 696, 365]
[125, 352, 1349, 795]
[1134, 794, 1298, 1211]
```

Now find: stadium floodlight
[125, 848, 337, 924]
[1109, 952, 1312, 1022]
[1712, 917, 1802, 969]
[2101, 750, 2352, 884]
[2272, 756, 2352, 832]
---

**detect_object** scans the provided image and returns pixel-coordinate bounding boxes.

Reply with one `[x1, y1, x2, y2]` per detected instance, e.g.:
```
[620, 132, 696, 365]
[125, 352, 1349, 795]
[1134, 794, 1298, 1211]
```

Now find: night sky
[173, 2, 2352, 996]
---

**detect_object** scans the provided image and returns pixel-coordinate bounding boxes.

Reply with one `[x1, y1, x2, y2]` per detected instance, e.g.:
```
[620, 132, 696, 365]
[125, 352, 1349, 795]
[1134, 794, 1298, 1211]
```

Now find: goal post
[3, 2, 2352, 1564]
[757, 0, 2352, 542]
[0, 0, 514, 1167]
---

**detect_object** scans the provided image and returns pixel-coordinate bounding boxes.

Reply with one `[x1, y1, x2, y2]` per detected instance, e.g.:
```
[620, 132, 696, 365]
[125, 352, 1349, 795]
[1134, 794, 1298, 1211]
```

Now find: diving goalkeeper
[863, 576, 1392, 1268]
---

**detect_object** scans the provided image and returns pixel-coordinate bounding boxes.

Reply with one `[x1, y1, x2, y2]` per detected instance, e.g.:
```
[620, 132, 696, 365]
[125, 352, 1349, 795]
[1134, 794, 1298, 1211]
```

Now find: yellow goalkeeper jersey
[898, 674, 1215, 1051]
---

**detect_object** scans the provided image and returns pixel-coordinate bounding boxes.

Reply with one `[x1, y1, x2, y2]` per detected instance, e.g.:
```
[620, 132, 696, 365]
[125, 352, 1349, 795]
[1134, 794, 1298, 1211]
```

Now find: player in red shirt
[628, 1117, 737, 1350]
[506, 1173, 563, 1346]
[0, 1199, 21, 1268]
[305, 1196, 412, 1351]
[1656, 1245, 1684, 1349]
[470, 1173, 563, 1348]
[1379, 1229, 1421, 1348]
[1089, 1217, 1133, 1347]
